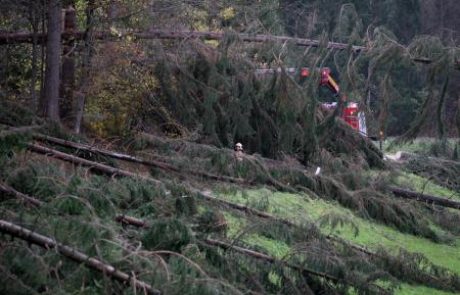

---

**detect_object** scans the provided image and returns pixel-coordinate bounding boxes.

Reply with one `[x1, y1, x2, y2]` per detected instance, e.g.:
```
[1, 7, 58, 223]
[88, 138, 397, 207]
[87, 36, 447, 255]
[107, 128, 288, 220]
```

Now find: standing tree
[74, 0, 95, 133]
[42, 0, 62, 122]
[60, 3, 76, 123]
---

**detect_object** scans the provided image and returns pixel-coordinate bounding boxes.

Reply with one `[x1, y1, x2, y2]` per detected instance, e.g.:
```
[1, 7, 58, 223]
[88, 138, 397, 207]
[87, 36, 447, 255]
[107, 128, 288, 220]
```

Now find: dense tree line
[0, 0, 458, 147]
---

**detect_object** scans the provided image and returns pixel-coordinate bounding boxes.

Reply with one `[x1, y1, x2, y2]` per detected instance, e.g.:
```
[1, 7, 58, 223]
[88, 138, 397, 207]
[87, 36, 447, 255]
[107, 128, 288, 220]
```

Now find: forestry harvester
[255, 67, 367, 136]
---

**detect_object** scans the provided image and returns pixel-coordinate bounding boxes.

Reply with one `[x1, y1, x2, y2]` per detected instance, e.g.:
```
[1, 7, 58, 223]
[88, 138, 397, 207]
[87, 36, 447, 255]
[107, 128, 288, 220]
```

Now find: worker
[234, 142, 244, 161]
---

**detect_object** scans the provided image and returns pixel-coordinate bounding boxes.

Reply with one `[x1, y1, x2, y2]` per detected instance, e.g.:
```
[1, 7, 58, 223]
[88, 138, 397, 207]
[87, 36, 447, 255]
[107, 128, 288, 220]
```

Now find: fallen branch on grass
[0, 219, 161, 295]
[390, 187, 460, 210]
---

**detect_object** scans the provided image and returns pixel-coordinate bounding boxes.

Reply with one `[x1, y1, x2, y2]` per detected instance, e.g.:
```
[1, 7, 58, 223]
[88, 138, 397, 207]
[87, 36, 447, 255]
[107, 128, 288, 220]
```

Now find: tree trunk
[29, 5, 40, 112]
[60, 4, 76, 123]
[39, 3, 46, 113]
[0, 219, 160, 295]
[74, 0, 95, 133]
[0, 183, 43, 207]
[42, 0, 62, 122]
[457, 97, 460, 138]
[436, 76, 449, 140]
[390, 186, 460, 210]
[35, 134, 246, 183]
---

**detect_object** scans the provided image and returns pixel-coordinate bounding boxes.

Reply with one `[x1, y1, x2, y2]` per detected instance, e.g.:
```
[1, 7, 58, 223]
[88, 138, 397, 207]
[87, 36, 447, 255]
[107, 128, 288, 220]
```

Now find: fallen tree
[201, 238, 342, 283]
[18, 139, 460, 293]
[27, 143, 161, 184]
[0, 30, 365, 51]
[0, 219, 161, 295]
[0, 183, 43, 207]
[0, 30, 458, 69]
[390, 187, 460, 210]
[29, 140, 459, 239]
[34, 134, 246, 184]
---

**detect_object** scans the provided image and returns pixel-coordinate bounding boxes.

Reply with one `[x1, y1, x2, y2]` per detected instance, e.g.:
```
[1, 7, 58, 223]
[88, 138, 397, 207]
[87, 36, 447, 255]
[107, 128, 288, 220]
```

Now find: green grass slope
[215, 187, 460, 295]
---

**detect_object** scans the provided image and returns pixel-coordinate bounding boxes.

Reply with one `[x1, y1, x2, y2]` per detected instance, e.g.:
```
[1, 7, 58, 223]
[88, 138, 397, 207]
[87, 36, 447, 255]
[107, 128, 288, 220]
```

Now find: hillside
[1, 117, 460, 294]
[1, 0, 460, 294]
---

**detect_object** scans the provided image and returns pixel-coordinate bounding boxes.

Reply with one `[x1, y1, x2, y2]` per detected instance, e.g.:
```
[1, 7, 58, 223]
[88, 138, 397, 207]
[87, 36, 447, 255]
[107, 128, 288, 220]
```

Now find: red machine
[255, 67, 367, 135]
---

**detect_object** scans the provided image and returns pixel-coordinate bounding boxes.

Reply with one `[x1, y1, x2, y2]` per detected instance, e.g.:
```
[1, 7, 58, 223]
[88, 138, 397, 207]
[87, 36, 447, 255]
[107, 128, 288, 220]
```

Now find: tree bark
[0, 219, 160, 295]
[436, 76, 449, 140]
[28, 4, 40, 111]
[74, 0, 95, 133]
[60, 4, 76, 123]
[42, 0, 62, 122]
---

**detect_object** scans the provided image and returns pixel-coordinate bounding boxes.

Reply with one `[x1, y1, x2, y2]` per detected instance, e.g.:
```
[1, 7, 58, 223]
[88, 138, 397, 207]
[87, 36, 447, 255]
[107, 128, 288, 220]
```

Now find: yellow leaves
[205, 40, 220, 47]
[188, 8, 209, 31]
[220, 7, 236, 21]
[84, 41, 158, 137]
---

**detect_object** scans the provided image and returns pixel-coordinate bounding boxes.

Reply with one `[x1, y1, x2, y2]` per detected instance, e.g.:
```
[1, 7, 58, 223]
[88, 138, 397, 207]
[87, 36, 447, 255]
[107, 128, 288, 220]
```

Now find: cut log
[34, 134, 246, 184]
[0, 219, 161, 295]
[0, 183, 43, 207]
[390, 187, 460, 210]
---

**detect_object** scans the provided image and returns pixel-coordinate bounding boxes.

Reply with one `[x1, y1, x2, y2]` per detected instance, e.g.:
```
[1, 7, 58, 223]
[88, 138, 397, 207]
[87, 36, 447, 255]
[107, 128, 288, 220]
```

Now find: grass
[223, 211, 291, 259]
[398, 284, 459, 295]
[395, 172, 460, 200]
[215, 187, 460, 295]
